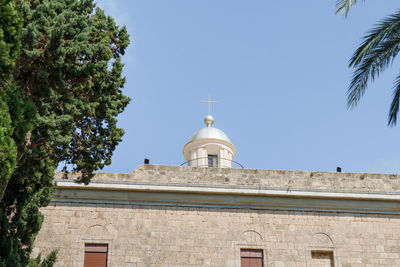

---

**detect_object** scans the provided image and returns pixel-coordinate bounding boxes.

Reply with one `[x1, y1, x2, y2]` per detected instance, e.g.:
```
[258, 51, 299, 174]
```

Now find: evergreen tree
[0, 0, 130, 266]
[0, 0, 21, 197]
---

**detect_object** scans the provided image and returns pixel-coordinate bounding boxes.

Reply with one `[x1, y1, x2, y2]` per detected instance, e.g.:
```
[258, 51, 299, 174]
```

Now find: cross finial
[200, 94, 217, 115]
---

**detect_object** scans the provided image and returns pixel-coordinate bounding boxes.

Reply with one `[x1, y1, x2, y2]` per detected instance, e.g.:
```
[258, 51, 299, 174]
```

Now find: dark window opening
[208, 154, 218, 167]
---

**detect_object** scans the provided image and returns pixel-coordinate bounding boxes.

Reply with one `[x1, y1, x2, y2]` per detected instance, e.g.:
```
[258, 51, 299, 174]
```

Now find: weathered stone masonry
[34, 165, 400, 266]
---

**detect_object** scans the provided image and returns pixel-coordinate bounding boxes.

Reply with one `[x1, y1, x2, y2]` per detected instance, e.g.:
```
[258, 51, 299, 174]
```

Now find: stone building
[34, 113, 400, 266]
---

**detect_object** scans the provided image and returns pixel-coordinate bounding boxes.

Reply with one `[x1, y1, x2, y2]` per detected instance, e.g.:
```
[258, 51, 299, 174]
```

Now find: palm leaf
[350, 12, 400, 66]
[348, 37, 400, 108]
[347, 10, 400, 116]
[388, 72, 400, 126]
[335, 0, 363, 17]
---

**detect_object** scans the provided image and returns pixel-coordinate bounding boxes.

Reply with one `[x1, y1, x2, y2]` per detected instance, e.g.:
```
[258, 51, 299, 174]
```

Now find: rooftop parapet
[55, 164, 400, 195]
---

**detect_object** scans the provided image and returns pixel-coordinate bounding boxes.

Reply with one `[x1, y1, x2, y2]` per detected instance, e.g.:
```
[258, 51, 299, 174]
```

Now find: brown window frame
[240, 248, 263, 267]
[84, 243, 108, 267]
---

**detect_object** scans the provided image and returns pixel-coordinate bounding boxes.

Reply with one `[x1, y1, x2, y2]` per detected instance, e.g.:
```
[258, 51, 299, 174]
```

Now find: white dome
[183, 114, 236, 167]
[188, 126, 232, 143]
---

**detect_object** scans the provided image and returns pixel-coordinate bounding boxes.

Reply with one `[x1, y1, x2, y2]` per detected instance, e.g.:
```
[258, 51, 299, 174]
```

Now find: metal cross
[200, 95, 217, 115]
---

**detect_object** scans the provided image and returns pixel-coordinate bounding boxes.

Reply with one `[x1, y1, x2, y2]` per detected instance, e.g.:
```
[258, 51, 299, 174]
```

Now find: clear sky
[95, 0, 400, 174]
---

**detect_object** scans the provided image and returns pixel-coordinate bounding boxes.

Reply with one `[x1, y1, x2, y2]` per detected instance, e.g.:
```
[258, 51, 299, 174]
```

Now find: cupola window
[208, 154, 218, 167]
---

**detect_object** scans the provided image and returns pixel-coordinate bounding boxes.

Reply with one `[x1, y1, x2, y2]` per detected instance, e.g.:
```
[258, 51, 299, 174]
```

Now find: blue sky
[95, 0, 400, 174]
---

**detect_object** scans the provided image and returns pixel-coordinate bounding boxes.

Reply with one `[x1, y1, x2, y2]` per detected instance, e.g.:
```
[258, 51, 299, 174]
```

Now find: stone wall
[34, 202, 400, 267]
[57, 164, 400, 194]
[33, 165, 400, 266]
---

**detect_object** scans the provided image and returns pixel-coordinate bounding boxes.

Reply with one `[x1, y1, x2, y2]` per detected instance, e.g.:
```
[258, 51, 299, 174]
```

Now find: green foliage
[336, 1, 400, 126]
[28, 250, 58, 267]
[0, 0, 22, 78]
[0, 0, 130, 266]
[0, 89, 17, 189]
[0, 0, 22, 196]
[335, 0, 363, 17]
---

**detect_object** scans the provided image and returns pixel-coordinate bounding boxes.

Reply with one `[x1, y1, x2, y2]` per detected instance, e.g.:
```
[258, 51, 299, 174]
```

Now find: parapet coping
[55, 164, 400, 194]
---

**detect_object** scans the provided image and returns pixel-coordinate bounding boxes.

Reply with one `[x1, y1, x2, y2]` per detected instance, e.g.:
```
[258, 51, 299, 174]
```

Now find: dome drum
[183, 115, 236, 168]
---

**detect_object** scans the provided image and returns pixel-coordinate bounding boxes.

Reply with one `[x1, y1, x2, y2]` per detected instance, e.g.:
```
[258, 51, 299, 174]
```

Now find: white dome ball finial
[204, 115, 214, 127]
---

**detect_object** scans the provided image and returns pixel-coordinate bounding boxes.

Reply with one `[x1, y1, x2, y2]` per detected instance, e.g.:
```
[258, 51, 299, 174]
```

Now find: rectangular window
[241, 249, 263, 267]
[208, 154, 218, 167]
[311, 250, 334, 267]
[84, 244, 108, 267]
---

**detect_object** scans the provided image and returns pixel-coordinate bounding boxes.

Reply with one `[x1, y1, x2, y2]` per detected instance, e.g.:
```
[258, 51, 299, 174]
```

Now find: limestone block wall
[34, 203, 400, 267]
[36, 165, 400, 266]
[57, 165, 400, 195]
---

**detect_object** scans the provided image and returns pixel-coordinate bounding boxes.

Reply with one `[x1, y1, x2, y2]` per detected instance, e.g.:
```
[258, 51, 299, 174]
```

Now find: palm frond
[350, 11, 400, 67]
[335, 0, 363, 17]
[348, 37, 400, 108]
[388, 72, 400, 126]
[347, 11, 400, 109]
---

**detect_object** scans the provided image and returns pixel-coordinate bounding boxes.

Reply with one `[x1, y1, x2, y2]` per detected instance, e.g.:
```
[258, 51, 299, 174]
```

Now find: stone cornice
[53, 181, 400, 214]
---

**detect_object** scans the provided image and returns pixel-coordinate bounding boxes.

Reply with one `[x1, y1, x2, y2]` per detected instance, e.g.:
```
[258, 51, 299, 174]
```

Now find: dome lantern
[183, 96, 236, 168]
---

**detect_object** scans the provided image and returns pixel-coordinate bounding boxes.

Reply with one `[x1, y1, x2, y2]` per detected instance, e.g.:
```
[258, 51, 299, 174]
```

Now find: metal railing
[180, 157, 244, 168]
